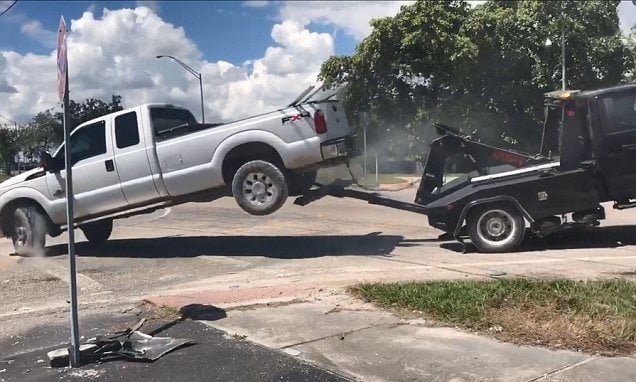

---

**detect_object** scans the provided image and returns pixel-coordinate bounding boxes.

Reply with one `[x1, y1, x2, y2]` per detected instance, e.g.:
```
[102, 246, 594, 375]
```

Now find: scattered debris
[67, 368, 103, 379]
[47, 318, 194, 368]
[233, 334, 247, 340]
[490, 271, 507, 277]
[283, 348, 301, 357]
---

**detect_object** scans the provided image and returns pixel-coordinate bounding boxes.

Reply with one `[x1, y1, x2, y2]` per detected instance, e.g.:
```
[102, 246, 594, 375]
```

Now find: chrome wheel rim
[242, 172, 278, 207]
[477, 209, 517, 247]
[14, 225, 28, 248]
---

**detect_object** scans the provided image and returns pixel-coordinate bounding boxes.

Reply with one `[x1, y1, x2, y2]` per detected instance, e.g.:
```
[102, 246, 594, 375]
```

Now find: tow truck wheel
[468, 204, 525, 253]
[81, 219, 113, 244]
[232, 160, 289, 216]
[11, 205, 47, 256]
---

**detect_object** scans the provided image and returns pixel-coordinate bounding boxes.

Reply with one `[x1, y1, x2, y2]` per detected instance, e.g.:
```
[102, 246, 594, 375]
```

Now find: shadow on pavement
[446, 225, 636, 254]
[522, 225, 636, 251]
[45, 232, 429, 259]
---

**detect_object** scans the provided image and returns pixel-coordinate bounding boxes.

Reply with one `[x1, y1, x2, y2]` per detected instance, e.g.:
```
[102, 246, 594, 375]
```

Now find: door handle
[105, 159, 115, 172]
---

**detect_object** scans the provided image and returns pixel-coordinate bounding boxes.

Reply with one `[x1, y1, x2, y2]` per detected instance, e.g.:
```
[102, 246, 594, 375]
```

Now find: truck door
[596, 89, 636, 200]
[46, 120, 128, 219]
[112, 110, 161, 205]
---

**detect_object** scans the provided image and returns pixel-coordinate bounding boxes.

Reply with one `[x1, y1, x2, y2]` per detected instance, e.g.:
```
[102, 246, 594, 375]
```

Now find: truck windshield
[150, 107, 198, 141]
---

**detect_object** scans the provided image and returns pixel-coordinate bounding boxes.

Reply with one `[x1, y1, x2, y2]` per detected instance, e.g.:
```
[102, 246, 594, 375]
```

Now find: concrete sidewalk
[148, 291, 636, 382]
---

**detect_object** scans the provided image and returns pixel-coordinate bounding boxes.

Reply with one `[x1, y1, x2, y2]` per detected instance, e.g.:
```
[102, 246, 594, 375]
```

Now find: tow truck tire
[287, 170, 318, 196]
[11, 205, 47, 256]
[81, 219, 113, 244]
[232, 160, 289, 216]
[468, 203, 525, 253]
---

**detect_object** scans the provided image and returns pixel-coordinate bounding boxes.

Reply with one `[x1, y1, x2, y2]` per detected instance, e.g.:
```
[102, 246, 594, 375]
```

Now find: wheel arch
[453, 195, 534, 237]
[0, 198, 57, 238]
[221, 142, 285, 185]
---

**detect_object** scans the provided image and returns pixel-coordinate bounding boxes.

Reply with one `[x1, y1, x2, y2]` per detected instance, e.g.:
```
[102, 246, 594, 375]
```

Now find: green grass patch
[356, 174, 406, 186]
[352, 279, 636, 355]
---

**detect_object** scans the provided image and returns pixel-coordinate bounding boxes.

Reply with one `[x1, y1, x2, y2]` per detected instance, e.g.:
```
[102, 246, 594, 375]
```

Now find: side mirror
[40, 151, 62, 173]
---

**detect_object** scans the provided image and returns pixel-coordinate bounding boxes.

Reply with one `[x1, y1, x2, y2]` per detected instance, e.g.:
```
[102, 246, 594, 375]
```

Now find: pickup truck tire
[232, 160, 289, 216]
[81, 219, 113, 244]
[11, 205, 47, 256]
[468, 204, 525, 253]
[287, 170, 318, 196]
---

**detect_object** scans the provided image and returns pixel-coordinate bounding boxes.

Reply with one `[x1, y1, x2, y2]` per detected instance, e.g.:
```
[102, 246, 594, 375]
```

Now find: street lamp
[156, 55, 205, 123]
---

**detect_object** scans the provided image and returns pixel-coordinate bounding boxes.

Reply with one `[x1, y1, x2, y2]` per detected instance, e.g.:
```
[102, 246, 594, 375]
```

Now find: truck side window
[115, 112, 140, 148]
[599, 92, 636, 134]
[69, 121, 106, 165]
[150, 107, 198, 142]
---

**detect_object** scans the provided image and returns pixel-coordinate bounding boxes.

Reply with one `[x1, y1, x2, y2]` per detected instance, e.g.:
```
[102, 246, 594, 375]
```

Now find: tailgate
[308, 100, 352, 141]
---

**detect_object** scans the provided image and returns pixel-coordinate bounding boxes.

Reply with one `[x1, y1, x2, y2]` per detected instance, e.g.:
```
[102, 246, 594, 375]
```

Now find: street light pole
[156, 55, 205, 123]
[561, 0, 566, 90]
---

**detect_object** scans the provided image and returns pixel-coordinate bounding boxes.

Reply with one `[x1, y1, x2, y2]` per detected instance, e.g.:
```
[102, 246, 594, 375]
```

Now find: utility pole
[561, 0, 566, 90]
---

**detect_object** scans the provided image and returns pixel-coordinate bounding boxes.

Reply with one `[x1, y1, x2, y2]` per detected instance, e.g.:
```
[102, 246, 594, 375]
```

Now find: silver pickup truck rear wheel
[12, 205, 47, 256]
[232, 160, 289, 216]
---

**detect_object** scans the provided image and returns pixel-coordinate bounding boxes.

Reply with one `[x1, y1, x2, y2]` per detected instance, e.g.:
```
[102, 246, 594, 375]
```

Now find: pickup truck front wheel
[12, 205, 47, 256]
[468, 204, 525, 253]
[81, 219, 113, 244]
[232, 160, 289, 216]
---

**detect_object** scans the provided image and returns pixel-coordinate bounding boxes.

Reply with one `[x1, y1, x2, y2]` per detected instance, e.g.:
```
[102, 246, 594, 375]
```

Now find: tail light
[314, 110, 327, 134]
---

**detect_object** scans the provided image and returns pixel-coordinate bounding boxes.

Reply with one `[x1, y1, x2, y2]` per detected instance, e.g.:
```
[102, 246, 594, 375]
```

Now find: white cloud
[0, 6, 334, 124]
[19, 19, 57, 49]
[0, 53, 18, 93]
[0, 1, 414, 124]
[243, 1, 269, 8]
[279, 1, 414, 41]
[619, 1, 636, 34]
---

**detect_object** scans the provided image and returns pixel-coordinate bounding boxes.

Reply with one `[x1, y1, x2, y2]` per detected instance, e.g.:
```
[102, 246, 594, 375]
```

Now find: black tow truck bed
[296, 85, 636, 253]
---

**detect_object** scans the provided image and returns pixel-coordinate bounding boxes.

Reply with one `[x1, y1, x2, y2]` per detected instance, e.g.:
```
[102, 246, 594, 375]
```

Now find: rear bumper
[320, 136, 354, 161]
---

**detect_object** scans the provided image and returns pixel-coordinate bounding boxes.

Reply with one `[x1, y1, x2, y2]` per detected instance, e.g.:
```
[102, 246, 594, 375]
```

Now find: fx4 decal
[282, 111, 310, 124]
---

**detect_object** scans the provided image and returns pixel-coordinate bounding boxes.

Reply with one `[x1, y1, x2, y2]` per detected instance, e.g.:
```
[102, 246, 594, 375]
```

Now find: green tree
[0, 127, 19, 175]
[320, 0, 633, 156]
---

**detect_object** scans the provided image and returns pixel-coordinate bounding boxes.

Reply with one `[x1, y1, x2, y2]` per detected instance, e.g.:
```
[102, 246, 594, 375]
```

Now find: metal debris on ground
[47, 318, 195, 367]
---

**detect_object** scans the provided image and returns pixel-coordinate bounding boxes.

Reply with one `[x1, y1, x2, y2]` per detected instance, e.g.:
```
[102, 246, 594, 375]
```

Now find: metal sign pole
[63, 73, 81, 367]
[58, 16, 81, 367]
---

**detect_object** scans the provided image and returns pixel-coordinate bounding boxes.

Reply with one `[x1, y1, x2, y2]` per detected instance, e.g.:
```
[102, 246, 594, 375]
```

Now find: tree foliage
[320, 0, 633, 156]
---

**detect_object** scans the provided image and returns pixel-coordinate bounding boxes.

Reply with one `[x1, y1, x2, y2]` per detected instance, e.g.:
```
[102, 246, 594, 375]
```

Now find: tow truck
[298, 84, 636, 253]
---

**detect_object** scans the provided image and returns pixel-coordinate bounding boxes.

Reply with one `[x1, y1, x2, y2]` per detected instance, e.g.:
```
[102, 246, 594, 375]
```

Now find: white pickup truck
[0, 85, 353, 254]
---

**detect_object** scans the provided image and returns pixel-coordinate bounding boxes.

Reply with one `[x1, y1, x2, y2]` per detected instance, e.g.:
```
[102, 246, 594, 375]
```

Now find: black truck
[299, 84, 636, 253]
[415, 84, 636, 252]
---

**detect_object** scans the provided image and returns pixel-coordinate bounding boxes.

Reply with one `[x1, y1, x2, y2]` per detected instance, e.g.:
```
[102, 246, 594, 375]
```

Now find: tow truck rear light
[314, 110, 327, 134]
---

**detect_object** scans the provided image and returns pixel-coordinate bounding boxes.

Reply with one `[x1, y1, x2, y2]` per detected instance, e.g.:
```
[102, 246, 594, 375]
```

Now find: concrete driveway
[1, 187, 635, 381]
[1, 187, 635, 315]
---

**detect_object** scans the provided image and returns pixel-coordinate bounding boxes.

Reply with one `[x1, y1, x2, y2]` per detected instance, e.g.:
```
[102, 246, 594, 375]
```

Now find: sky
[1, 1, 636, 126]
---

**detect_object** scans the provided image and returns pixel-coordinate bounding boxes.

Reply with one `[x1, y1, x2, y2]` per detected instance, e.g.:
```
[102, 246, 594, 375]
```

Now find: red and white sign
[56, 16, 67, 102]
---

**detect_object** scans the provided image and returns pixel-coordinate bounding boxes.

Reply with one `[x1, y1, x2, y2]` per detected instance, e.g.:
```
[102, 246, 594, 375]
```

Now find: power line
[0, 1, 17, 18]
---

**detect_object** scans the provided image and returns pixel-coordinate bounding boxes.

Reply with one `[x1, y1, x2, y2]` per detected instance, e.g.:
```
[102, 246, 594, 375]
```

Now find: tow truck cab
[416, 84, 636, 252]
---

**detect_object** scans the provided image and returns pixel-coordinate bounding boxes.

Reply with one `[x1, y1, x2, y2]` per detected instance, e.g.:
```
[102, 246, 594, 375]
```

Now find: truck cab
[415, 84, 636, 252]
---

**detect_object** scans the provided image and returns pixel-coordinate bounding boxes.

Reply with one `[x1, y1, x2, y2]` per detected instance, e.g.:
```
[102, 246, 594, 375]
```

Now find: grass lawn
[352, 279, 636, 355]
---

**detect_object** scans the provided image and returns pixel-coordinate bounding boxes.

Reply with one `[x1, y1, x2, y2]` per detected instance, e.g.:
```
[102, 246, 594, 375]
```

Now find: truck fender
[0, 188, 57, 237]
[210, 130, 289, 170]
[453, 195, 534, 236]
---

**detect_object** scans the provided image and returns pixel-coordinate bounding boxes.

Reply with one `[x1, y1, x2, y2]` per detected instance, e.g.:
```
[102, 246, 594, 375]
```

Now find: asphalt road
[1, 187, 635, 333]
